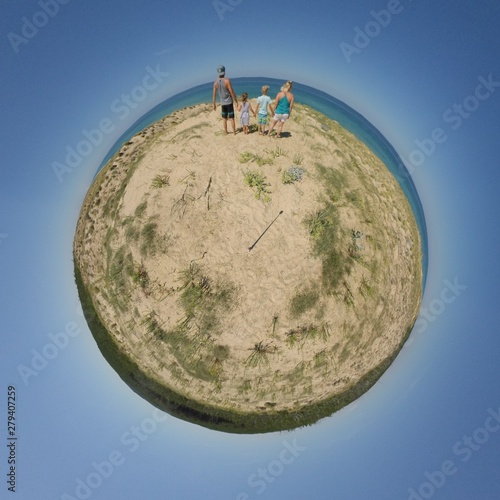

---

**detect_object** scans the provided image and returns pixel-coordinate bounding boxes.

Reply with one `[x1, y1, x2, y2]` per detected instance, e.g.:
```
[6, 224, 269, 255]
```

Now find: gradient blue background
[1, 1, 500, 499]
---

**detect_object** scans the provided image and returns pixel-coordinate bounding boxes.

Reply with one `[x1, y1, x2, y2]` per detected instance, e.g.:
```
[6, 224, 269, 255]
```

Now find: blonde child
[256, 85, 273, 135]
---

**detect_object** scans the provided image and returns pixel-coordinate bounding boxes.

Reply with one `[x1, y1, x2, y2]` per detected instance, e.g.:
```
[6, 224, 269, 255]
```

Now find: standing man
[213, 65, 238, 135]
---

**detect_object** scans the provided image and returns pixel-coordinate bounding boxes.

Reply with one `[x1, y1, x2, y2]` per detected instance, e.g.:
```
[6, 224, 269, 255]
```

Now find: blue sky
[2, 0, 500, 499]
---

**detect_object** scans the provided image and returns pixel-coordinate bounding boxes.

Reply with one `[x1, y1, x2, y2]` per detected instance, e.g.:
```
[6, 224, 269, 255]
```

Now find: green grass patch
[315, 163, 346, 198]
[243, 169, 271, 202]
[289, 286, 320, 317]
[239, 151, 274, 166]
[304, 208, 336, 241]
[138, 219, 170, 257]
[339, 345, 351, 364]
[341, 281, 355, 307]
[321, 250, 352, 293]
[141, 310, 165, 337]
[264, 146, 287, 158]
[303, 205, 351, 292]
[302, 166, 361, 294]
[121, 217, 140, 242]
[135, 201, 148, 217]
[358, 275, 376, 298]
[293, 153, 304, 165]
[285, 325, 318, 346]
[314, 349, 329, 369]
[106, 246, 135, 311]
[151, 174, 170, 188]
[245, 341, 276, 368]
[285, 361, 307, 384]
[132, 263, 150, 292]
[177, 263, 236, 336]
[140, 221, 158, 256]
[125, 224, 140, 242]
[344, 156, 361, 172]
[345, 189, 361, 207]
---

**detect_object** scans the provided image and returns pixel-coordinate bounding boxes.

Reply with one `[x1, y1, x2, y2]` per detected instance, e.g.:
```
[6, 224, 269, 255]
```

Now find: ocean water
[95, 77, 428, 288]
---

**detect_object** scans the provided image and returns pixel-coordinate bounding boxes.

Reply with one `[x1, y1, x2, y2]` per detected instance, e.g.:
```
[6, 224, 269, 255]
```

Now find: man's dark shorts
[221, 103, 235, 119]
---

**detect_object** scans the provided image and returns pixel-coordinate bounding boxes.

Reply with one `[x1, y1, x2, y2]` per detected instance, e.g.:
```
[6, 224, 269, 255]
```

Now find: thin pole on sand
[248, 210, 284, 251]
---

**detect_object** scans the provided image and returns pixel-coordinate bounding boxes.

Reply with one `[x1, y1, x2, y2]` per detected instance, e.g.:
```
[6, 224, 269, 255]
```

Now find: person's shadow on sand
[269, 131, 292, 139]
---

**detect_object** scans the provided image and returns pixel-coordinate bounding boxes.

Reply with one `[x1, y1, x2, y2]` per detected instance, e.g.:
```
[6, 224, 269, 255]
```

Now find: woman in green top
[268, 81, 294, 138]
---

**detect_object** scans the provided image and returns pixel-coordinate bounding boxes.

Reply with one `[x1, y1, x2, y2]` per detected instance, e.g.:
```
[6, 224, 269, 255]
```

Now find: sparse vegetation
[342, 281, 355, 307]
[151, 174, 170, 188]
[141, 310, 166, 338]
[293, 153, 304, 165]
[304, 209, 334, 239]
[285, 324, 330, 347]
[124, 221, 140, 242]
[358, 275, 376, 298]
[314, 349, 329, 369]
[346, 189, 361, 207]
[178, 263, 236, 336]
[246, 341, 276, 368]
[132, 263, 150, 291]
[303, 205, 350, 292]
[302, 165, 368, 294]
[140, 221, 158, 256]
[282, 166, 305, 184]
[243, 169, 271, 202]
[290, 286, 320, 317]
[135, 201, 148, 217]
[239, 151, 274, 166]
[106, 246, 135, 311]
[265, 146, 287, 158]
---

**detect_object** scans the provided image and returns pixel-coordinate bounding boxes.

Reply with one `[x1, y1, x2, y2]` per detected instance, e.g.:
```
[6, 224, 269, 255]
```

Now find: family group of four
[212, 65, 295, 138]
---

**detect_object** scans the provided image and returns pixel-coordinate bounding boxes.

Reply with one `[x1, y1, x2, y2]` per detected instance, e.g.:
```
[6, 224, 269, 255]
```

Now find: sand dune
[73, 102, 422, 432]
